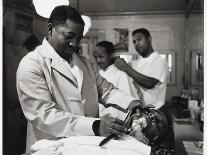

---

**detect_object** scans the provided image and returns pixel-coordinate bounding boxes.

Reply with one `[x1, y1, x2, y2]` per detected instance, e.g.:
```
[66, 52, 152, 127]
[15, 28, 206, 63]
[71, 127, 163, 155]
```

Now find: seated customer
[30, 106, 171, 155]
[102, 103, 169, 146]
[94, 41, 142, 101]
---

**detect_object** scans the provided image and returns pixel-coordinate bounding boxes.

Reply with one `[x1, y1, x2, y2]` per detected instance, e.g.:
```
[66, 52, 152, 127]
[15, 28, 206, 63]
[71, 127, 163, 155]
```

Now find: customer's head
[47, 5, 85, 60]
[94, 41, 115, 70]
[132, 28, 153, 58]
[142, 110, 169, 146]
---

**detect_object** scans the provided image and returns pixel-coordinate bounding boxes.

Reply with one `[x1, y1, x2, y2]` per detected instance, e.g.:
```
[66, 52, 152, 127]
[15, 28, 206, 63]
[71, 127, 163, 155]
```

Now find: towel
[31, 135, 151, 155]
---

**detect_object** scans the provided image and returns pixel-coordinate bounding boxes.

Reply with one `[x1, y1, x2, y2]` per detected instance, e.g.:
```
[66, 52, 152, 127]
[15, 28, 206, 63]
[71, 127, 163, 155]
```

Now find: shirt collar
[101, 64, 115, 72]
[138, 51, 157, 60]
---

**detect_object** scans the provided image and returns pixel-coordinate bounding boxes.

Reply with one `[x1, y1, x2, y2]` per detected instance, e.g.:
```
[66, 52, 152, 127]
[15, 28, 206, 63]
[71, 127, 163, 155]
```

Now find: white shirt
[131, 52, 169, 109]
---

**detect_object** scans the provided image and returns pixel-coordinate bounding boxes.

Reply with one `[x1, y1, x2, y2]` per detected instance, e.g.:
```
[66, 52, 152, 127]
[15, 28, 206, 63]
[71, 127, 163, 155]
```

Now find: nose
[96, 58, 101, 64]
[69, 39, 79, 48]
[134, 41, 139, 47]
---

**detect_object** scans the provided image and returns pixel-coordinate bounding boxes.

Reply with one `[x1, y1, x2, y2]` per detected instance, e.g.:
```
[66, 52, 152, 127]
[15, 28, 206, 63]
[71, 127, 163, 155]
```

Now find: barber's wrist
[123, 63, 131, 72]
[92, 120, 100, 136]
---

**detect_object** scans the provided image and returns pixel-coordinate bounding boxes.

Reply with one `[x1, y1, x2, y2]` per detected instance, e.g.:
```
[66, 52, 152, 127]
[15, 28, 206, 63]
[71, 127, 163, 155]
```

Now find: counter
[173, 116, 203, 155]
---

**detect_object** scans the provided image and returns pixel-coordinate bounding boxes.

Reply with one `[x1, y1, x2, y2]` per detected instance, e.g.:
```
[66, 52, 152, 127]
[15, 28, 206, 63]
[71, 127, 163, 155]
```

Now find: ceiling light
[33, 0, 69, 18]
[81, 15, 91, 36]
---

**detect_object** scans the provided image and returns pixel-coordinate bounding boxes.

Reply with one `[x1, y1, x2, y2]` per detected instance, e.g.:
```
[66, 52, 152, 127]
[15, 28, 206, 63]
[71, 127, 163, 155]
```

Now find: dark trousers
[4, 105, 27, 155]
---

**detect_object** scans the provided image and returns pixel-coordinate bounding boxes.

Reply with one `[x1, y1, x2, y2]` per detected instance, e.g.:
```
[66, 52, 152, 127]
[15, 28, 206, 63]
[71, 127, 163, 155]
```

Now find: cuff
[74, 117, 100, 136]
[92, 120, 101, 136]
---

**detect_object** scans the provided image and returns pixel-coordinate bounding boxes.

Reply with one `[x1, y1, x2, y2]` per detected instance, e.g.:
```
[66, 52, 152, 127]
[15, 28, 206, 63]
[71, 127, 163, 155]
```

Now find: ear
[110, 53, 114, 59]
[48, 23, 53, 37]
[148, 36, 152, 43]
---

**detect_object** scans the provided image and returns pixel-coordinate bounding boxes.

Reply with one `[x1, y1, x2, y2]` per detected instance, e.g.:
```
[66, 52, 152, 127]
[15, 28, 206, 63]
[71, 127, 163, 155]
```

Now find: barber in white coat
[16, 6, 141, 152]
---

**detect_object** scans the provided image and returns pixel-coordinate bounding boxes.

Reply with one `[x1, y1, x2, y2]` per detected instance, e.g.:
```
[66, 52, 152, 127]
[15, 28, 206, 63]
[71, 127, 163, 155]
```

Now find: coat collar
[39, 38, 56, 59]
[38, 38, 83, 89]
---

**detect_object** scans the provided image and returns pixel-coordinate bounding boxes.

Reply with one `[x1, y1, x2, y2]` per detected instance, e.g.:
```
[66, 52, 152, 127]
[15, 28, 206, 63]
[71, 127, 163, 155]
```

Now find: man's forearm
[122, 64, 158, 89]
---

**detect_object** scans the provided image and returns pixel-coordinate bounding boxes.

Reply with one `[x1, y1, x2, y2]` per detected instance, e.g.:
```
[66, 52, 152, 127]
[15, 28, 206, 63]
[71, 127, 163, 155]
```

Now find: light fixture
[81, 15, 91, 36]
[33, 0, 69, 18]
[33, 0, 91, 36]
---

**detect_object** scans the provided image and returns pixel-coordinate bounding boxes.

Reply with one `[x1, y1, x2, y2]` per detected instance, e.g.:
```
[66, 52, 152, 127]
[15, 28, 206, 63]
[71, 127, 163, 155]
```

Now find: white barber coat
[16, 39, 135, 152]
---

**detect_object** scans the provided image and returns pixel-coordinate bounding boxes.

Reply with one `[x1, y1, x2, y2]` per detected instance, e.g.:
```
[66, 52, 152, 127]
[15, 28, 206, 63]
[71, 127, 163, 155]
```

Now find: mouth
[136, 46, 142, 51]
[64, 46, 79, 53]
[98, 64, 106, 69]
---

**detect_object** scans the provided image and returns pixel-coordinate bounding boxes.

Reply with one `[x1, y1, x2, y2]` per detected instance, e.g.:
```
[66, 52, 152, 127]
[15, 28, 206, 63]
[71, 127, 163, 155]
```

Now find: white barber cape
[99, 65, 143, 117]
[99, 64, 140, 100]
[31, 136, 151, 155]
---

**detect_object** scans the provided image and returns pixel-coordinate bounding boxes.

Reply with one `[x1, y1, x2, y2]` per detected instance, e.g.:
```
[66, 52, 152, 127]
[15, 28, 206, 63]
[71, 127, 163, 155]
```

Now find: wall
[3, 6, 48, 154]
[3, 6, 203, 102]
[188, 14, 204, 99]
[189, 14, 204, 51]
[90, 13, 203, 101]
[4, 7, 47, 104]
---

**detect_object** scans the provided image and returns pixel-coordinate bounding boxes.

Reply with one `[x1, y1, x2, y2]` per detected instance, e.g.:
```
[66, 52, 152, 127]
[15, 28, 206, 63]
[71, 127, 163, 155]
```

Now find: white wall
[3, 6, 203, 102]
[90, 13, 203, 101]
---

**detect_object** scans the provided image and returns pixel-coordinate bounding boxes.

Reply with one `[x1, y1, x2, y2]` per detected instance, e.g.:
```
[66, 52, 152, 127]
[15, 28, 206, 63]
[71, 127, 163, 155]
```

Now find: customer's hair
[48, 5, 85, 26]
[96, 41, 114, 56]
[132, 28, 151, 38]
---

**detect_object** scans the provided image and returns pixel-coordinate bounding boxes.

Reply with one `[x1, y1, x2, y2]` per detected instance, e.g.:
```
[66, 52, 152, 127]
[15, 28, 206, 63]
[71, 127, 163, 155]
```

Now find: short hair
[96, 41, 114, 56]
[132, 28, 151, 38]
[48, 5, 85, 27]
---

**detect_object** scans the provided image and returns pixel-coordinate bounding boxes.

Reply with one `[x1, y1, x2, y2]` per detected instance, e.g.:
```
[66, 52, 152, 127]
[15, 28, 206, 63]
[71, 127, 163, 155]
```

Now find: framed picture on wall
[114, 28, 129, 53]
[190, 50, 203, 86]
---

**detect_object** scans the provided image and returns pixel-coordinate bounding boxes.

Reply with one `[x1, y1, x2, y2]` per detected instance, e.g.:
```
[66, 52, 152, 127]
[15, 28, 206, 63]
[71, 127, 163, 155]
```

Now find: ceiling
[4, 0, 203, 15]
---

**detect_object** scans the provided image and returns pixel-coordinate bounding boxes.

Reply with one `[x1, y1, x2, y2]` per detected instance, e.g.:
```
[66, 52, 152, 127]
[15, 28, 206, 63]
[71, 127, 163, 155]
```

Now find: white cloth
[131, 52, 169, 109]
[99, 65, 140, 100]
[99, 65, 141, 118]
[31, 136, 151, 155]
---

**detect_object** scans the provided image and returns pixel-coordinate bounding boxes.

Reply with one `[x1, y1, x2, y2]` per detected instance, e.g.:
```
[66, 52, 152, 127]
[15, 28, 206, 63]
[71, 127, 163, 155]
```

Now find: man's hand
[99, 115, 127, 137]
[114, 57, 129, 72]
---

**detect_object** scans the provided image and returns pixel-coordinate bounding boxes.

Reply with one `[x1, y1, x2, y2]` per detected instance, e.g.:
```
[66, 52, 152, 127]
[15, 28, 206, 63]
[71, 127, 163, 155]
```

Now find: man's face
[132, 32, 151, 58]
[94, 46, 112, 70]
[50, 19, 84, 60]
[142, 110, 168, 142]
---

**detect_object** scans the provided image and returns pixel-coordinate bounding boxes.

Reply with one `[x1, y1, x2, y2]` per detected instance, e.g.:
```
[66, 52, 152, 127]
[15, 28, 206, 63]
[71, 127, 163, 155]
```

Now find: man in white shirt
[94, 41, 141, 100]
[114, 28, 169, 109]
[94, 41, 144, 117]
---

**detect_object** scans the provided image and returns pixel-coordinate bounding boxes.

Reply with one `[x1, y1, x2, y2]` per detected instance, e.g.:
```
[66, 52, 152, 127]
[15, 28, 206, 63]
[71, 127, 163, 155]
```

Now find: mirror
[158, 51, 176, 85]
[190, 50, 203, 85]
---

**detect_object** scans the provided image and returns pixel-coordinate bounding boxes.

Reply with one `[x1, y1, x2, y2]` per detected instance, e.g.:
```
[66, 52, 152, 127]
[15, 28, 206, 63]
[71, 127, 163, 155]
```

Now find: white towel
[31, 136, 151, 155]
